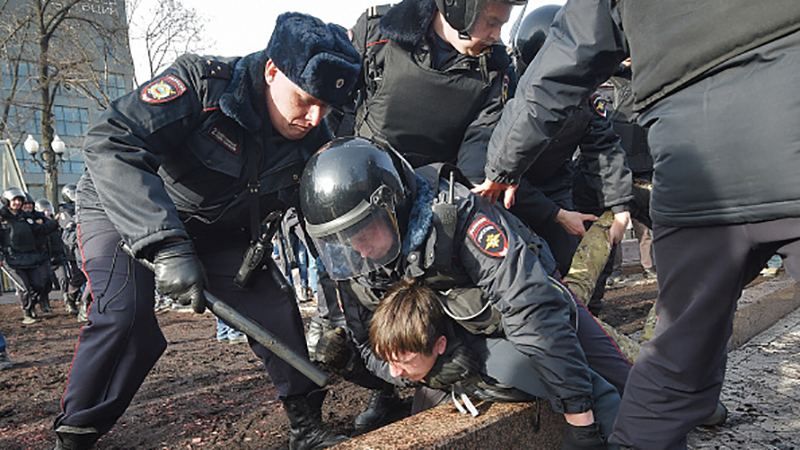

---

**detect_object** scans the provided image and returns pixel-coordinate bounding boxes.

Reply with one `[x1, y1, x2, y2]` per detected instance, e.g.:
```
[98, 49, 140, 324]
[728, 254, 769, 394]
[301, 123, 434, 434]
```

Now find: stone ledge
[335, 401, 564, 450]
[729, 279, 798, 350]
[337, 279, 798, 450]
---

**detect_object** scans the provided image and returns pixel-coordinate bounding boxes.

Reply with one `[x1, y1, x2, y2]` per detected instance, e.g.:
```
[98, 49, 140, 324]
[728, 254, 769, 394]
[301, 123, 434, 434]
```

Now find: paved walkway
[689, 304, 800, 449]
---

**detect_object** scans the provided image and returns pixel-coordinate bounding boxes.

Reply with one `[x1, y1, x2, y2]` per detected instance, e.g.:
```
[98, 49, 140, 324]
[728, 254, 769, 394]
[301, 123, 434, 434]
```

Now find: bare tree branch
[129, 0, 211, 83]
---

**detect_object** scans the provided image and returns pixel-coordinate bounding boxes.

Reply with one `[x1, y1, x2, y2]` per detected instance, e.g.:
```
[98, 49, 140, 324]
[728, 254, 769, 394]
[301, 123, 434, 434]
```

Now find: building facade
[0, 0, 135, 199]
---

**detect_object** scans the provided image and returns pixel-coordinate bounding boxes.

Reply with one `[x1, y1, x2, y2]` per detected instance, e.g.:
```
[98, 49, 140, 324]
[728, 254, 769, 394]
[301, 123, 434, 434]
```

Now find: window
[1, 61, 36, 91]
[53, 106, 89, 136]
[103, 73, 128, 100]
[6, 105, 42, 135]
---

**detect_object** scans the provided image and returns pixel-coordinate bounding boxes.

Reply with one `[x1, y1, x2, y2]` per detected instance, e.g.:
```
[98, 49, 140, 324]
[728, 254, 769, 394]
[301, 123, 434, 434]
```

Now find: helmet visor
[308, 206, 401, 281]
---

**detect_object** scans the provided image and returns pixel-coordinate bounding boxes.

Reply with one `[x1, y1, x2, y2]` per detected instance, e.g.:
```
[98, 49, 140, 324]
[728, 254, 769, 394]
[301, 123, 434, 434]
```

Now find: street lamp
[24, 134, 67, 162]
[51, 134, 66, 160]
[23, 134, 39, 156]
[22, 134, 67, 204]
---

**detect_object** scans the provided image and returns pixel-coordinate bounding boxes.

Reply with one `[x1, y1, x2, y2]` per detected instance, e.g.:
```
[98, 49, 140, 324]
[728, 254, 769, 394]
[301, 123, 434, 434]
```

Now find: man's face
[22, 203, 33, 213]
[445, 2, 513, 56]
[387, 336, 447, 381]
[9, 197, 22, 211]
[350, 216, 397, 261]
[264, 59, 330, 141]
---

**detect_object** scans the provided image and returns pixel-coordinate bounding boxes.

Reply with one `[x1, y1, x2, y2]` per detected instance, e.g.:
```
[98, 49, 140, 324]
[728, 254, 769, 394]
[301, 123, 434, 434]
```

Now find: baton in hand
[122, 243, 329, 387]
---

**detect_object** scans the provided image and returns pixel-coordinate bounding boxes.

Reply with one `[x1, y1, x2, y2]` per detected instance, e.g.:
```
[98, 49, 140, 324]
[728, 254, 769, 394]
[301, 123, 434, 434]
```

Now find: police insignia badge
[592, 95, 608, 118]
[140, 74, 187, 104]
[468, 214, 508, 258]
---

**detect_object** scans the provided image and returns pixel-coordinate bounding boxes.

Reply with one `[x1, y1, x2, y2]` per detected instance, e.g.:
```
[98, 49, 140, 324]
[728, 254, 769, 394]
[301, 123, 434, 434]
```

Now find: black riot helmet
[35, 198, 54, 216]
[62, 184, 77, 203]
[513, 4, 561, 76]
[23, 192, 34, 205]
[435, 0, 527, 38]
[1, 187, 26, 207]
[300, 137, 417, 280]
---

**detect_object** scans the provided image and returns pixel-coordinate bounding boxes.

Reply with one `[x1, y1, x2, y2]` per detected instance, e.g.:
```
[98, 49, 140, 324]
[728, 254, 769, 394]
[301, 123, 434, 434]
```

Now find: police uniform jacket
[515, 98, 632, 226]
[0, 207, 58, 268]
[341, 167, 595, 414]
[487, 0, 800, 227]
[347, 0, 512, 183]
[78, 51, 331, 255]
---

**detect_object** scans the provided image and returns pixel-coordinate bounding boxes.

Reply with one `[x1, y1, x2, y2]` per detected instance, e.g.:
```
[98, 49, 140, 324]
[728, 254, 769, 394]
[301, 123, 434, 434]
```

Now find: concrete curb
[336, 276, 798, 450]
[728, 277, 798, 350]
[335, 401, 564, 450]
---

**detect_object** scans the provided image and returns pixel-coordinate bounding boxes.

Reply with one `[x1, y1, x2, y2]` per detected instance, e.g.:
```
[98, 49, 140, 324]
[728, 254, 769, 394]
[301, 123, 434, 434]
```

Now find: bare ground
[0, 276, 660, 450]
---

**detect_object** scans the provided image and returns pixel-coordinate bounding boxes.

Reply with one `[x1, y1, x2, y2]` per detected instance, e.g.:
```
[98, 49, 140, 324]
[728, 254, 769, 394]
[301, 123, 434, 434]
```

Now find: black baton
[123, 243, 329, 387]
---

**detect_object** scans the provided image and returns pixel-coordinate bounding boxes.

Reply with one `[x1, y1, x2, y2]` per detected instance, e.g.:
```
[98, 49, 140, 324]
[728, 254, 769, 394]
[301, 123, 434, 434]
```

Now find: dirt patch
[0, 278, 662, 450]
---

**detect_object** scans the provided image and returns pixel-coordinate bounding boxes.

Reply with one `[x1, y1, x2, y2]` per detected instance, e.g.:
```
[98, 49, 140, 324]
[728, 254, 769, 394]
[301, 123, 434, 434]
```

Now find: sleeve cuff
[550, 395, 594, 414]
[611, 204, 630, 214]
[485, 164, 520, 185]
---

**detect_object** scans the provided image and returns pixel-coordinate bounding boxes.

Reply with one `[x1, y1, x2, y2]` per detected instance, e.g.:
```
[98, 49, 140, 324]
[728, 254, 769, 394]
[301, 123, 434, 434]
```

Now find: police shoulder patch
[140, 74, 187, 104]
[467, 214, 508, 258]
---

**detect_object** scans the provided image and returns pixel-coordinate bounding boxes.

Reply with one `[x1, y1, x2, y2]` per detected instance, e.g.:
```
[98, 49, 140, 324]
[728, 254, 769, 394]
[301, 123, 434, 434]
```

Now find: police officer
[34, 198, 63, 314]
[343, 0, 522, 181]
[326, 0, 528, 429]
[56, 184, 83, 316]
[300, 137, 620, 449]
[53, 13, 360, 450]
[475, 1, 800, 449]
[509, 4, 632, 276]
[0, 188, 57, 323]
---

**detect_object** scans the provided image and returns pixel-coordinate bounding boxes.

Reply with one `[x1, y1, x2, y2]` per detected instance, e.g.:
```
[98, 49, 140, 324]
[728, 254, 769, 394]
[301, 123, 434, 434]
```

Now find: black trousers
[6, 263, 50, 312]
[612, 218, 800, 449]
[56, 214, 316, 434]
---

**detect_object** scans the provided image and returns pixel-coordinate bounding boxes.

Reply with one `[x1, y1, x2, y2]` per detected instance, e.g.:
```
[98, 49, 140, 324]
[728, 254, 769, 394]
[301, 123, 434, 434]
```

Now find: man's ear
[264, 59, 278, 85]
[434, 335, 447, 355]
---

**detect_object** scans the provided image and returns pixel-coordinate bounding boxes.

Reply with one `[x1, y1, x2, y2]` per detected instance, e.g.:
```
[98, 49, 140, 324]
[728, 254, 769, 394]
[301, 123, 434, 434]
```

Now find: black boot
[282, 390, 348, 450]
[353, 387, 409, 434]
[41, 296, 52, 313]
[53, 425, 99, 450]
[699, 401, 728, 427]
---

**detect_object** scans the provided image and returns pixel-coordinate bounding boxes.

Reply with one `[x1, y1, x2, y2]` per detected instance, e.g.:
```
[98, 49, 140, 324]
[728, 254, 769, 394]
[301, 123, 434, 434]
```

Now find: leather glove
[315, 327, 353, 373]
[153, 240, 207, 314]
[561, 422, 607, 450]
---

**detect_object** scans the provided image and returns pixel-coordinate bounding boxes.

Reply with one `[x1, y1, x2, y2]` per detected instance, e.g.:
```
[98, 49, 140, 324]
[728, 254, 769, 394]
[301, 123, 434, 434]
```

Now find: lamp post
[23, 134, 67, 203]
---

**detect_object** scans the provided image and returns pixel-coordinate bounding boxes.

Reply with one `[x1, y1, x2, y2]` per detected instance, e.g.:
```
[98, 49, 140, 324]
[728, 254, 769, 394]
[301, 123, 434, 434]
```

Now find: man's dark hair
[370, 280, 447, 361]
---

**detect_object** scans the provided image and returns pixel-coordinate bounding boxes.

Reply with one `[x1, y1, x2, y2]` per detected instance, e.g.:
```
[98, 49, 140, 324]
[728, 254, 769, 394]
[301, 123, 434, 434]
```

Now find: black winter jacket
[487, 0, 800, 226]
[78, 51, 331, 255]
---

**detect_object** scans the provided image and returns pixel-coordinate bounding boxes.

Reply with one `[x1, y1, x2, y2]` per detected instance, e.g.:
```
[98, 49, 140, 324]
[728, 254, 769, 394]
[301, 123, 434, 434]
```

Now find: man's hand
[607, 211, 630, 245]
[471, 178, 519, 209]
[555, 209, 598, 237]
[153, 240, 207, 314]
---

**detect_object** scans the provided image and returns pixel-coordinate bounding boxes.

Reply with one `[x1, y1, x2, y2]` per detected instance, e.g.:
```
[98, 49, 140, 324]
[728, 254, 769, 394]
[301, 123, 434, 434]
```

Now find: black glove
[561, 422, 607, 450]
[315, 327, 354, 373]
[153, 240, 207, 314]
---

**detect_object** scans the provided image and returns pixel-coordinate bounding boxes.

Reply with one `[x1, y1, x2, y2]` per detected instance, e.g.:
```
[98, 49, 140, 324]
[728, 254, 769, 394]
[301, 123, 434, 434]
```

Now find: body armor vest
[355, 40, 496, 167]
[619, 0, 800, 110]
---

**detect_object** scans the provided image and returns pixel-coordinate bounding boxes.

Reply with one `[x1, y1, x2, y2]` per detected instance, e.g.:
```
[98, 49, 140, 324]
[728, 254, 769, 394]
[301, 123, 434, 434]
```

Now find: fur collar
[219, 50, 268, 132]
[380, 0, 437, 48]
[402, 173, 435, 256]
